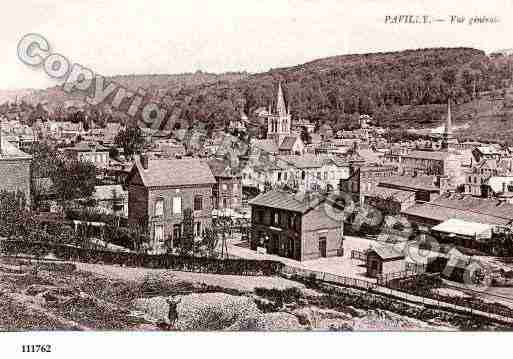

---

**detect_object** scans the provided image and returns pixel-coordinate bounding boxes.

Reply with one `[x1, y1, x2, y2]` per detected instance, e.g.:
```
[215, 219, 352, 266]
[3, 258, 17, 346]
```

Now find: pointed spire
[445, 98, 452, 135]
[276, 82, 287, 118]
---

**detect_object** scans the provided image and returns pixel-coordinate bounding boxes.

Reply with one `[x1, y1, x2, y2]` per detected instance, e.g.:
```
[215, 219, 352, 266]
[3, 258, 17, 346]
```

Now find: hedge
[0, 239, 283, 276]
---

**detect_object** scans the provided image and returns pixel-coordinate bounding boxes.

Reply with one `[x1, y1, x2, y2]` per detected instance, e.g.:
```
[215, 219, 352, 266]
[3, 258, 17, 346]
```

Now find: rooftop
[249, 190, 322, 213]
[378, 175, 440, 192]
[431, 218, 493, 238]
[402, 193, 513, 226]
[133, 158, 217, 188]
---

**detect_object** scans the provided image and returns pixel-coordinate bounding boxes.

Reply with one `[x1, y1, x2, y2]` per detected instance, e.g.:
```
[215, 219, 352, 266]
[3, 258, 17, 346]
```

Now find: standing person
[168, 297, 181, 329]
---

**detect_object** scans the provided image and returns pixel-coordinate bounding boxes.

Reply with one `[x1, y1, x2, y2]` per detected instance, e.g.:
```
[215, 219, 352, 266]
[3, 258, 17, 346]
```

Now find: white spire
[445, 98, 452, 135]
[276, 82, 287, 118]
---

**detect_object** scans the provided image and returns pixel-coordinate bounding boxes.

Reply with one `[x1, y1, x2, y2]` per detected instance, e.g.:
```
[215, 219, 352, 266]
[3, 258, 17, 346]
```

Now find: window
[195, 222, 201, 236]
[301, 171, 306, 180]
[222, 184, 228, 191]
[194, 195, 203, 211]
[283, 172, 288, 181]
[278, 172, 282, 181]
[233, 183, 238, 193]
[155, 198, 164, 216]
[274, 212, 280, 225]
[172, 196, 182, 214]
[154, 225, 164, 242]
[223, 197, 228, 208]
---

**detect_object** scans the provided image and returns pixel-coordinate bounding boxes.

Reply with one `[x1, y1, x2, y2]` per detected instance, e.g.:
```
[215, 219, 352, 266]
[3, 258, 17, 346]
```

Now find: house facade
[249, 190, 344, 261]
[128, 157, 216, 254]
[64, 142, 110, 169]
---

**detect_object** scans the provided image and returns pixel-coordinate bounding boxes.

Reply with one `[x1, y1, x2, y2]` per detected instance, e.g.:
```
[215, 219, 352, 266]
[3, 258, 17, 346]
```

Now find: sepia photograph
[1, 0, 513, 357]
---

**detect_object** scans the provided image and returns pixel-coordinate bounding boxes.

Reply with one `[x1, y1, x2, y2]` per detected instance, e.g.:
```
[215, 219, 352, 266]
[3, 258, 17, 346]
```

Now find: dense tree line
[161, 48, 513, 131]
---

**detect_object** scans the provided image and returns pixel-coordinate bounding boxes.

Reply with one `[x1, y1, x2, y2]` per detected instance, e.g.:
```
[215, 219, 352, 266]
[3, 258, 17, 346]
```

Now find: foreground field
[0, 257, 507, 331]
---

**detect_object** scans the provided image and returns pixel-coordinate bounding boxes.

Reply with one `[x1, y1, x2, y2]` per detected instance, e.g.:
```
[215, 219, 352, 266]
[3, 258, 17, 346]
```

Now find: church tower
[440, 98, 457, 151]
[267, 82, 291, 146]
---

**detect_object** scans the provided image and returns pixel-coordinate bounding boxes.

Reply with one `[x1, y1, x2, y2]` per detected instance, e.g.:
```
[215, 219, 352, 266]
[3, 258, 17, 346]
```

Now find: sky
[1, 0, 513, 90]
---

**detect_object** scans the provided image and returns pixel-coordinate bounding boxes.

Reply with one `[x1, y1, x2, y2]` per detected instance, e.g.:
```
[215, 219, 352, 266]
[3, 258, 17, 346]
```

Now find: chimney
[141, 154, 149, 170]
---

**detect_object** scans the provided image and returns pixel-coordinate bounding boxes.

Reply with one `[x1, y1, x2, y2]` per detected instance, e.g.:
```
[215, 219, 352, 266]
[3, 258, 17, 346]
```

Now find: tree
[109, 146, 120, 160]
[52, 158, 96, 204]
[180, 208, 195, 255]
[200, 227, 219, 257]
[114, 126, 145, 158]
[300, 126, 312, 144]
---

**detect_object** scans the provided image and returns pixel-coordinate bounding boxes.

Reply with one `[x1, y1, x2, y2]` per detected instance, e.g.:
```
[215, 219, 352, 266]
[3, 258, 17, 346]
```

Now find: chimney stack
[141, 154, 149, 170]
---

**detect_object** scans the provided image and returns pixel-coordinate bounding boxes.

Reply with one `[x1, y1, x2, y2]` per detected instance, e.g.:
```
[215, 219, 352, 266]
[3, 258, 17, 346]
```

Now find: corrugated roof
[134, 158, 216, 188]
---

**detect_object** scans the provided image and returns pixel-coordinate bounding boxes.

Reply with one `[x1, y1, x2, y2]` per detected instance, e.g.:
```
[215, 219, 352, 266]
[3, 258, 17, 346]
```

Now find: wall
[301, 206, 343, 261]
[148, 184, 213, 243]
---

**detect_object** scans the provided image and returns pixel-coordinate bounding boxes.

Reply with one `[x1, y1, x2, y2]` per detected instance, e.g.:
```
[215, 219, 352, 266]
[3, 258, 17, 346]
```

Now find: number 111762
[21, 345, 52, 353]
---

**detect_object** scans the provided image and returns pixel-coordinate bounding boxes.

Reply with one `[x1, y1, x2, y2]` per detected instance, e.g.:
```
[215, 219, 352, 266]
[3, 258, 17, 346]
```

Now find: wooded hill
[14, 47, 513, 134]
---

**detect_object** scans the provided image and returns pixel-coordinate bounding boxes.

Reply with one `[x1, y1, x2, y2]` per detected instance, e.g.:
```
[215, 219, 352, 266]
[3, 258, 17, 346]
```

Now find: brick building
[207, 158, 243, 210]
[0, 126, 32, 204]
[249, 190, 344, 261]
[128, 157, 216, 254]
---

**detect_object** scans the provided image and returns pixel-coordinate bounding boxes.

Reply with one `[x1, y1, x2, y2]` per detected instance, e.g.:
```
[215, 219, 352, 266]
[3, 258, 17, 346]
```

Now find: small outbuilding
[366, 245, 405, 278]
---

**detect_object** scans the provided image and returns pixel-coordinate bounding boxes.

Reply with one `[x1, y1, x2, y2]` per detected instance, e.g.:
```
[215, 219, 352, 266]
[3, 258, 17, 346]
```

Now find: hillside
[19, 71, 249, 113]
[166, 47, 513, 131]
[11, 47, 513, 138]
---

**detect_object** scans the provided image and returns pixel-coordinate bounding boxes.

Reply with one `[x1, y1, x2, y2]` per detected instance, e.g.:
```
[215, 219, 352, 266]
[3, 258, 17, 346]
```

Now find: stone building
[0, 125, 32, 204]
[249, 190, 344, 261]
[128, 157, 216, 254]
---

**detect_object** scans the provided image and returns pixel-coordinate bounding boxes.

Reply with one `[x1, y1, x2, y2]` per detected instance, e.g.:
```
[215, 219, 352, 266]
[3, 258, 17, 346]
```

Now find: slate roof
[65, 141, 110, 152]
[249, 190, 321, 213]
[253, 139, 279, 154]
[362, 187, 415, 202]
[207, 158, 240, 178]
[277, 154, 348, 169]
[402, 193, 513, 226]
[389, 149, 453, 161]
[378, 175, 440, 192]
[134, 158, 216, 188]
[369, 245, 405, 260]
[279, 136, 299, 150]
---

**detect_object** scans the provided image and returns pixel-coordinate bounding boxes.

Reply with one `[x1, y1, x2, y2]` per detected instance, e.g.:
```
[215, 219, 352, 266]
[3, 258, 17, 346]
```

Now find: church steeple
[441, 98, 456, 150]
[444, 98, 453, 136]
[276, 82, 287, 118]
